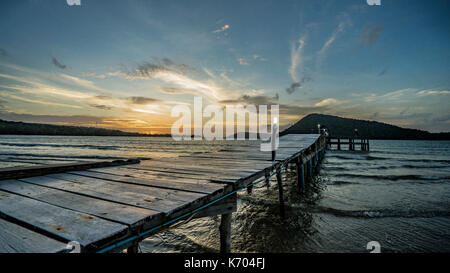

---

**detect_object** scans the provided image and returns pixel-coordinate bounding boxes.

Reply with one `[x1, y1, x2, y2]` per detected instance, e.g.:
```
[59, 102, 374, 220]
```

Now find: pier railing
[326, 137, 370, 151]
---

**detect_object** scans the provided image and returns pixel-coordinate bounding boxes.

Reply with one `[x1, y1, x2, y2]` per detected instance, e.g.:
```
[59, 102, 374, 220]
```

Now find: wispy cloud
[286, 82, 301, 94]
[0, 92, 82, 109]
[219, 94, 279, 105]
[317, 21, 346, 68]
[52, 57, 66, 69]
[213, 24, 230, 33]
[360, 23, 383, 47]
[377, 67, 388, 77]
[252, 54, 268, 62]
[314, 98, 340, 107]
[119, 61, 225, 101]
[289, 36, 306, 83]
[237, 58, 249, 66]
[285, 76, 311, 94]
[417, 90, 450, 96]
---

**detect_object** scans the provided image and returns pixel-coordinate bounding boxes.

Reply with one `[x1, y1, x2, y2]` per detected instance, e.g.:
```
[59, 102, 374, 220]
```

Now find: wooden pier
[0, 134, 327, 253]
[326, 137, 370, 151]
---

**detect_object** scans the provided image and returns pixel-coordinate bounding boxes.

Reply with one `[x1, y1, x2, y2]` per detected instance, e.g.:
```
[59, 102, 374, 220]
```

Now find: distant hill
[281, 114, 450, 140]
[0, 119, 150, 136]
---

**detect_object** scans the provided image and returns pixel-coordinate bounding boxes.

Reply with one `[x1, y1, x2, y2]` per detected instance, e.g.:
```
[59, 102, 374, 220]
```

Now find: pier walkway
[0, 134, 326, 253]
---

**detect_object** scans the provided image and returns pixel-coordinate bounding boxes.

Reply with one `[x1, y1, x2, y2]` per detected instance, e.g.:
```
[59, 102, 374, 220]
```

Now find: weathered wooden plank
[0, 218, 68, 253]
[84, 167, 225, 194]
[21, 174, 203, 213]
[0, 190, 127, 247]
[0, 180, 160, 226]
[128, 164, 256, 182]
[112, 166, 238, 183]
[138, 160, 263, 174]
[0, 159, 141, 180]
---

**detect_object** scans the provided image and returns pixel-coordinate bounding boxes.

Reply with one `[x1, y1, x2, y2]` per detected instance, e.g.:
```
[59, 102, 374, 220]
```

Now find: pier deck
[0, 134, 326, 253]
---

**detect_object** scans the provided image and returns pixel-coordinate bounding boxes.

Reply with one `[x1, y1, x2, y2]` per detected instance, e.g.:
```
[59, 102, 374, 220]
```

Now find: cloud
[88, 95, 162, 112]
[253, 55, 268, 61]
[0, 48, 8, 57]
[417, 90, 450, 96]
[289, 36, 306, 83]
[377, 67, 388, 77]
[314, 98, 340, 107]
[127, 96, 161, 105]
[286, 82, 301, 94]
[161, 57, 196, 73]
[285, 76, 311, 94]
[360, 23, 383, 47]
[237, 58, 249, 66]
[213, 24, 230, 33]
[124, 62, 223, 100]
[52, 57, 66, 69]
[317, 21, 347, 68]
[0, 92, 82, 109]
[219, 94, 279, 106]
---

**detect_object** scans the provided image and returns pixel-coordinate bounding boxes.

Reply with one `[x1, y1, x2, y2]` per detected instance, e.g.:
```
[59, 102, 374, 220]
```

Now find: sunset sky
[0, 0, 449, 134]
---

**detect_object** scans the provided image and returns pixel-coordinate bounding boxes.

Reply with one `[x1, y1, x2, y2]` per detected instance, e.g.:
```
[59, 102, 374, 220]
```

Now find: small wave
[401, 164, 449, 169]
[403, 158, 450, 164]
[313, 206, 450, 219]
[332, 173, 448, 181]
[327, 181, 360, 185]
[0, 142, 120, 150]
[327, 154, 389, 161]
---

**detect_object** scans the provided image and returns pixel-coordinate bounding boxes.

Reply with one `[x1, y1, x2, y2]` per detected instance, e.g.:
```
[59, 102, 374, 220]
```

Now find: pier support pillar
[308, 159, 313, 183]
[219, 213, 232, 253]
[264, 169, 270, 188]
[127, 242, 139, 254]
[296, 158, 304, 192]
[276, 169, 285, 220]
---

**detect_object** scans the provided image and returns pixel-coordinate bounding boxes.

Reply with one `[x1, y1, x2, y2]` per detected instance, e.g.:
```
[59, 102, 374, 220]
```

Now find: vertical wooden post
[276, 169, 285, 219]
[265, 169, 270, 188]
[337, 138, 341, 150]
[247, 184, 253, 194]
[367, 139, 370, 151]
[127, 242, 139, 254]
[219, 213, 232, 253]
[308, 159, 313, 182]
[296, 157, 304, 192]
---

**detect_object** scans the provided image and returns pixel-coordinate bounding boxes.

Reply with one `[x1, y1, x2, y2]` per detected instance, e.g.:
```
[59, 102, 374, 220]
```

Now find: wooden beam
[193, 194, 237, 219]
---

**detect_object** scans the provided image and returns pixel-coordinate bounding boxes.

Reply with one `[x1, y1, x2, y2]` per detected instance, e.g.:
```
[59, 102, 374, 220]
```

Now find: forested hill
[281, 114, 450, 140]
[0, 119, 146, 136]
